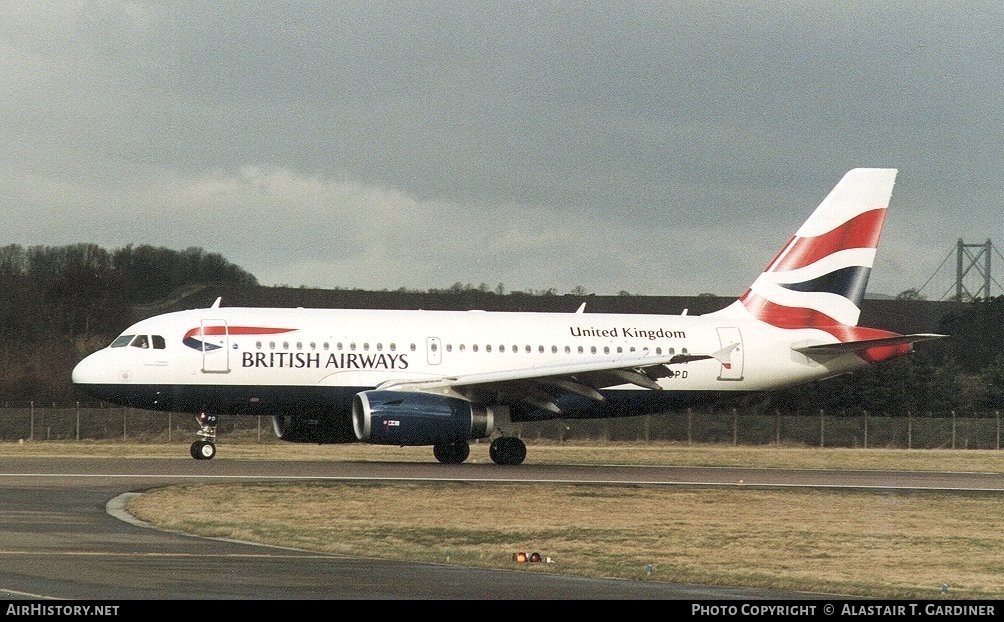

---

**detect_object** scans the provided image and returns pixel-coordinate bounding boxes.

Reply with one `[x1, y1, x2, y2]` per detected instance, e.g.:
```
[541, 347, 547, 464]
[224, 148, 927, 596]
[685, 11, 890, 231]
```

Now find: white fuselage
[72, 306, 863, 399]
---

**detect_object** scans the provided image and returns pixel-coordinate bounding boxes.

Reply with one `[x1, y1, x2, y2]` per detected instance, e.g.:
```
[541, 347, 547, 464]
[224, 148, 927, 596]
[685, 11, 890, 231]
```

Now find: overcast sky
[3, 1, 1002, 299]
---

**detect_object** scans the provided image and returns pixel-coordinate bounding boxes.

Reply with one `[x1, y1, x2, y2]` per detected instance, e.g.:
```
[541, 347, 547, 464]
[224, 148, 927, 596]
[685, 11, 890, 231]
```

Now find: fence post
[863, 410, 868, 449]
[819, 409, 825, 448]
[997, 411, 1001, 451]
[123, 408, 127, 442]
[76, 401, 80, 441]
[951, 410, 956, 450]
[30, 401, 34, 441]
[908, 411, 912, 449]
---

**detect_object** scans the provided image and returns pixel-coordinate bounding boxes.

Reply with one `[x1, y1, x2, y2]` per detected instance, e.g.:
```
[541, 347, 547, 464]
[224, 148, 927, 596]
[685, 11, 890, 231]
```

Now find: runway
[0, 457, 999, 601]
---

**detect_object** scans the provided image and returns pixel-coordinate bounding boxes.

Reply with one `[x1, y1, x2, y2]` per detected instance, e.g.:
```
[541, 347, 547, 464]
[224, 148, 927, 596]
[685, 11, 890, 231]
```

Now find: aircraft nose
[72, 350, 116, 385]
[71, 353, 95, 385]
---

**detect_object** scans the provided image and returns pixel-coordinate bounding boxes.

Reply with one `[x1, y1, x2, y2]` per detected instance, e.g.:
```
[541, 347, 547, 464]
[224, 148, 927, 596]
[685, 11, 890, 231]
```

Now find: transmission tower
[955, 239, 992, 301]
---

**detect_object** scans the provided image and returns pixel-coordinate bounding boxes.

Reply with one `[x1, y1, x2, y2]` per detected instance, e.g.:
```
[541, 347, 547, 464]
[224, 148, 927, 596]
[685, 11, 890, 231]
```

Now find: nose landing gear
[190, 412, 218, 460]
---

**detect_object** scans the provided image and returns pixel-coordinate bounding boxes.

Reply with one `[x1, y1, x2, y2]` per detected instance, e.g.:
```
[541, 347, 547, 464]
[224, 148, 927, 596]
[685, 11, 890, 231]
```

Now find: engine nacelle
[272, 412, 356, 444]
[352, 390, 494, 446]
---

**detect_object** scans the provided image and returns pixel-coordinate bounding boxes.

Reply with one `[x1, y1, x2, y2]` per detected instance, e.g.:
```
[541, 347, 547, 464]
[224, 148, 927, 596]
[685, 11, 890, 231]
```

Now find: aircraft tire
[433, 441, 470, 464]
[190, 441, 216, 460]
[489, 437, 527, 465]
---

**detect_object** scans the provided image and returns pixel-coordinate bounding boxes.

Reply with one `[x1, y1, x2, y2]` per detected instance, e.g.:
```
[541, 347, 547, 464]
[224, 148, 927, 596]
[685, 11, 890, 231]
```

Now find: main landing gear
[489, 436, 526, 465]
[190, 412, 218, 460]
[431, 436, 527, 465]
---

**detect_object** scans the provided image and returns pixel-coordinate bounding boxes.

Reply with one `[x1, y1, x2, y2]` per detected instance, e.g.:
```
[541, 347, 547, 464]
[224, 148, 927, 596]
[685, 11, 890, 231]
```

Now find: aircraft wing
[792, 333, 946, 356]
[376, 344, 738, 414]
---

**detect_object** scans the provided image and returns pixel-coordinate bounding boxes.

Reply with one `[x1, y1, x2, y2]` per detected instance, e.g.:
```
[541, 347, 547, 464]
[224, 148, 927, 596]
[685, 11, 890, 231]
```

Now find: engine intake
[353, 390, 494, 446]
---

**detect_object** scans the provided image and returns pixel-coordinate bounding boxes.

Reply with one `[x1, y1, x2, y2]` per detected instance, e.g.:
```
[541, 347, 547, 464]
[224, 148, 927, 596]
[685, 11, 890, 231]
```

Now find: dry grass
[9, 439, 988, 599]
[3, 439, 1003, 472]
[126, 480, 1004, 600]
[3, 440, 1001, 598]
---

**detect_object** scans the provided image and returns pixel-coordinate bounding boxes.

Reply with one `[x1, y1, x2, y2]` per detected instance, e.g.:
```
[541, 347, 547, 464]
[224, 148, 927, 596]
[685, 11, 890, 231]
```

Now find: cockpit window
[131, 335, 150, 348]
[152, 335, 166, 349]
[110, 335, 134, 348]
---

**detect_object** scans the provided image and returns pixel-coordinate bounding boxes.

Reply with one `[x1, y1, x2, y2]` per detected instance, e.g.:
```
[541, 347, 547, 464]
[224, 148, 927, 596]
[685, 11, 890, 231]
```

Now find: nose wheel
[190, 412, 218, 460]
[190, 440, 216, 460]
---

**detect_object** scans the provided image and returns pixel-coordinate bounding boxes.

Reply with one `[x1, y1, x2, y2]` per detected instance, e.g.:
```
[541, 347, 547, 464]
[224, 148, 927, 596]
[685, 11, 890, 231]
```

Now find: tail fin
[710, 168, 897, 329]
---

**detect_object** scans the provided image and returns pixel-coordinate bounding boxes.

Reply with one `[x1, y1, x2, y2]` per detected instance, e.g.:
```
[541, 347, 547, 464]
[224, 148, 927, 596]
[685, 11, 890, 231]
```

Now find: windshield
[110, 335, 134, 348]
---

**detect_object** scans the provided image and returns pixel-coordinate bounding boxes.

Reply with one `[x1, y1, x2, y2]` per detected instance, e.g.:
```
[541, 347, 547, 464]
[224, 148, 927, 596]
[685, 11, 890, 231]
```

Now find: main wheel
[489, 437, 527, 465]
[433, 441, 470, 464]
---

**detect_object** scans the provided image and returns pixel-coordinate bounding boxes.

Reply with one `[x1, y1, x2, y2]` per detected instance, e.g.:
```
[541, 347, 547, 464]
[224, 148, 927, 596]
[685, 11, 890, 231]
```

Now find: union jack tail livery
[72, 168, 945, 464]
[716, 168, 894, 327]
[711, 169, 934, 363]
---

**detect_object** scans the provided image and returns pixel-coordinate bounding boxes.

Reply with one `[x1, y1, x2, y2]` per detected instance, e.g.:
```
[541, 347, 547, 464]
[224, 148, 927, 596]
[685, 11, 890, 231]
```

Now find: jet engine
[352, 390, 495, 446]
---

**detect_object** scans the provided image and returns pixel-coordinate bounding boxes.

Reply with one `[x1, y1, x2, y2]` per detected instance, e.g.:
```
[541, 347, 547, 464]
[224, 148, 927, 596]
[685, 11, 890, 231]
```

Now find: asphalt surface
[0, 457, 999, 601]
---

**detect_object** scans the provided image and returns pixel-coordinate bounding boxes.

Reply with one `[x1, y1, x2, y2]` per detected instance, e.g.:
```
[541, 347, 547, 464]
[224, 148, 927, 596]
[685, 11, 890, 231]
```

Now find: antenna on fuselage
[211, 297, 221, 309]
[575, 303, 586, 314]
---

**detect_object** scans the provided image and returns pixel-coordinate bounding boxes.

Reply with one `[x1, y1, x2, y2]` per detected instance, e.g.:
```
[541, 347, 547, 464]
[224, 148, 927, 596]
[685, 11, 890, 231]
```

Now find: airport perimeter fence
[0, 402, 1001, 450]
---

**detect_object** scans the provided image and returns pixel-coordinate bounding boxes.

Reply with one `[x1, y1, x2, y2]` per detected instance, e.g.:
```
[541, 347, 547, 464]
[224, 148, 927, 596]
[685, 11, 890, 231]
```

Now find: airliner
[71, 168, 943, 464]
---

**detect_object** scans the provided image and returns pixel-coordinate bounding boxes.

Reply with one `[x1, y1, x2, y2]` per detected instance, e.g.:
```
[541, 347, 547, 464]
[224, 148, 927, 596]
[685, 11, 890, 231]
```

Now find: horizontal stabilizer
[793, 333, 946, 355]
